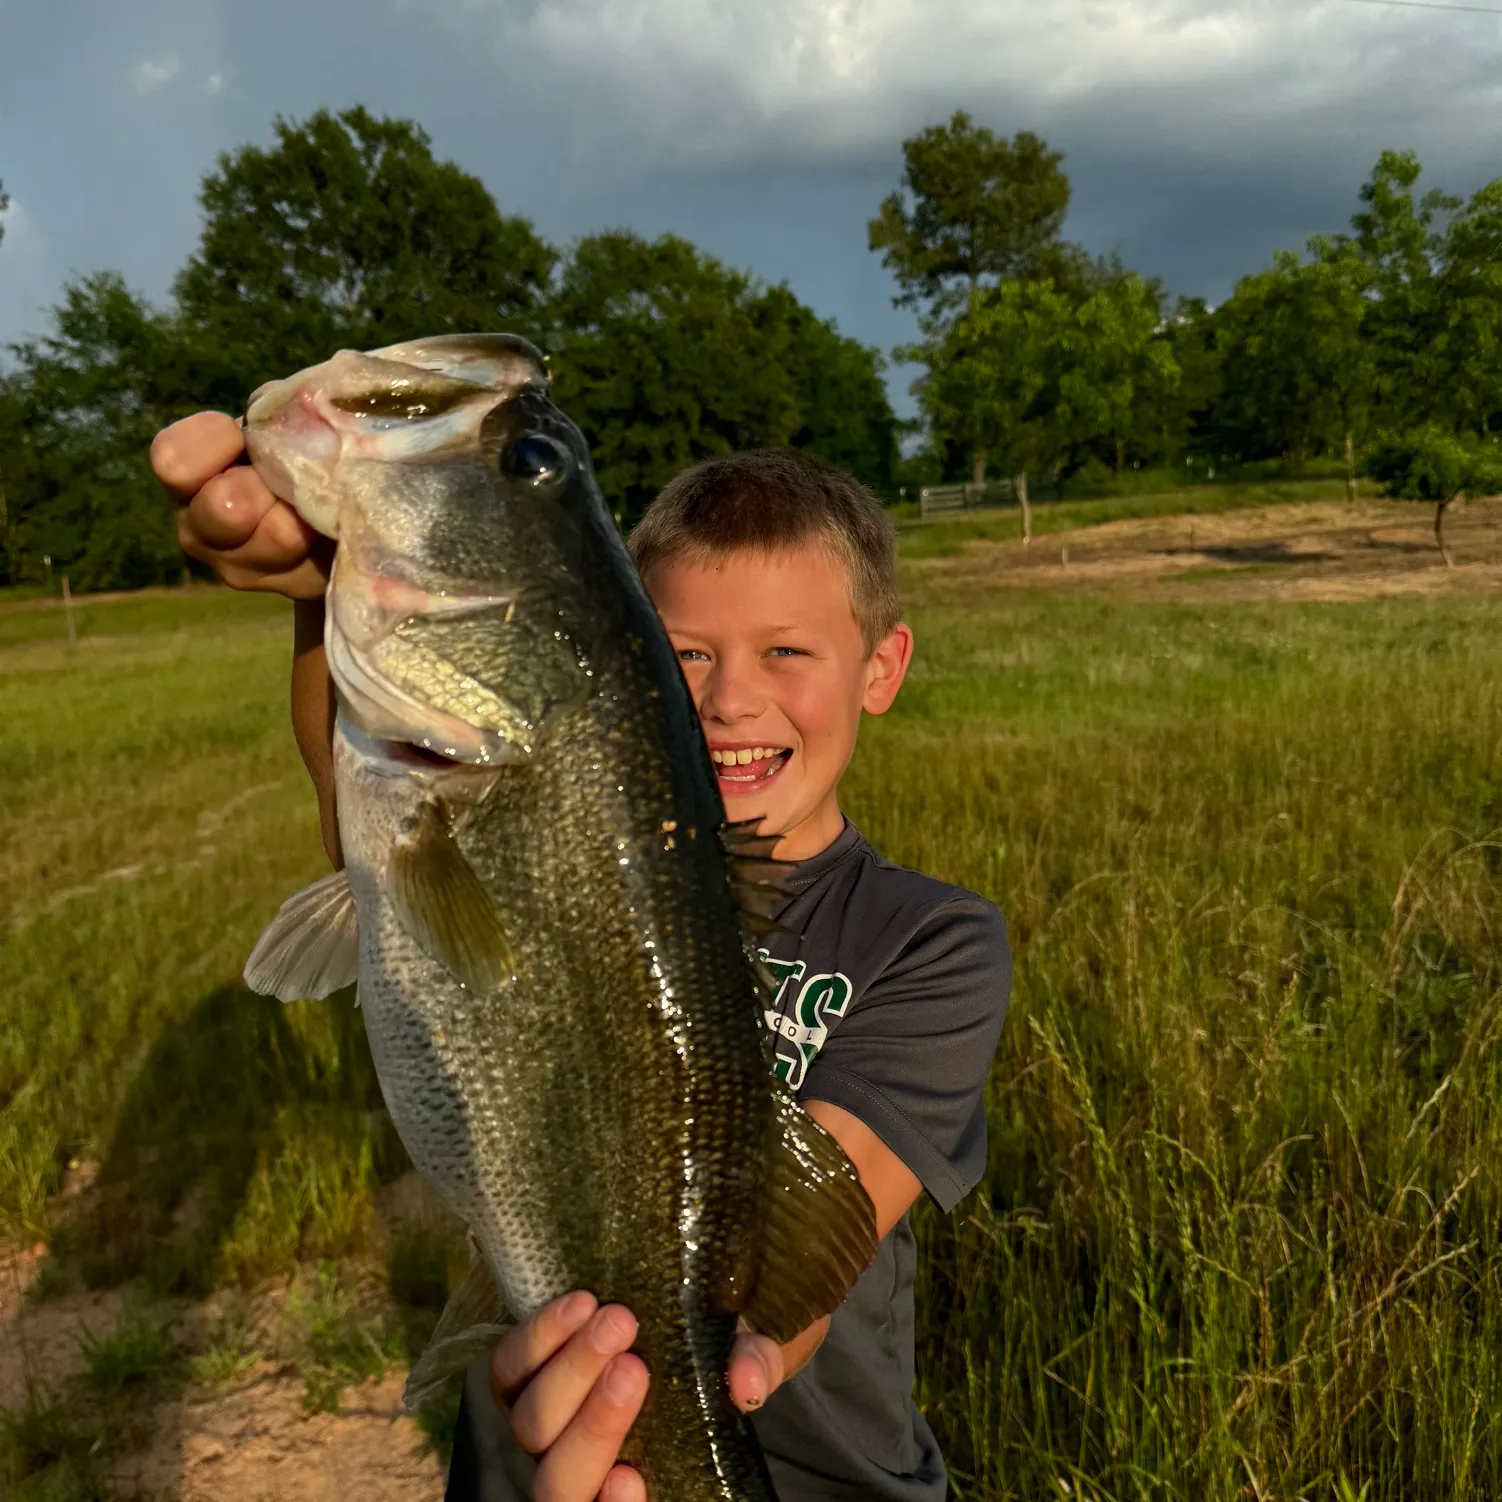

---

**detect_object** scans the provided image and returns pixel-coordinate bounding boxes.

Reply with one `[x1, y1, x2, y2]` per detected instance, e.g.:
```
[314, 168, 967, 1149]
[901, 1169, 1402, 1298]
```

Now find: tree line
[2, 107, 1500, 590]
[0, 108, 897, 589]
[877, 113, 1502, 549]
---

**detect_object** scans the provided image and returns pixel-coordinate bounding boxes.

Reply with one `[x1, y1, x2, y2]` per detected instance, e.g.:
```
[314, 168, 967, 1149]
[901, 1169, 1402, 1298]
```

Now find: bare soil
[907, 497, 1502, 605]
[0, 1243, 445, 1502]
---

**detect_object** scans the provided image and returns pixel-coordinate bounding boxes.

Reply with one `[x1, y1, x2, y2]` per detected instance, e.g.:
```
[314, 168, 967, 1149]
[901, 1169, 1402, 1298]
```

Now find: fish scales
[241, 335, 876, 1500]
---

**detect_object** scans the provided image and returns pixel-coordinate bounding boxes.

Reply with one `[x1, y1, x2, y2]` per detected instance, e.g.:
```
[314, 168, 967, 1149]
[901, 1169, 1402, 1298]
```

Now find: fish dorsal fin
[720, 820, 795, 937]
[740, 1090, 878, 1344]
[403, 1253, 513, 1414]
[243, 869, 360, 1003]
[389, 798, 515, 993]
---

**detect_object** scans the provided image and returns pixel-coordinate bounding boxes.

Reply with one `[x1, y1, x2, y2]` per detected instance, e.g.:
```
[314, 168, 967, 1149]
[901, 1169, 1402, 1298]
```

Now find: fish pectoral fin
[403, 1256, 513, 1414]
[740, 1091, 879, 1345]
[389, 798, 515, 993]
[242, 869, 360, 1003]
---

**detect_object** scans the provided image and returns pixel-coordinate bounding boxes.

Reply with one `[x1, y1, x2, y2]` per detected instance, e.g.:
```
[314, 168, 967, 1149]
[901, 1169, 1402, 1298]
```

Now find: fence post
[62, 575, 77, 649]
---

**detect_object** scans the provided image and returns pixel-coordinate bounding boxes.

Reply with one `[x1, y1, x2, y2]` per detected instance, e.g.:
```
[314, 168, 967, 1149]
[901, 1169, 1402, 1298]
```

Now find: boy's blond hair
[627, 448, 901, 653]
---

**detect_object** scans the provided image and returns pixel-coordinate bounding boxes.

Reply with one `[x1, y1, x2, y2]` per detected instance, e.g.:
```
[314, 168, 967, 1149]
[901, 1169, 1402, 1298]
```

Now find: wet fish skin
[242, 335, 875, 1501]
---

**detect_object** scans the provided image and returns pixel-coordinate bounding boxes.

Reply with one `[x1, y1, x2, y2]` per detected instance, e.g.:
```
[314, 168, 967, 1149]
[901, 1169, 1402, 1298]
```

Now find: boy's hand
[151, 411, 330, 598]
[491, 1294, 794, 1502]
[154, 412, 342, 864]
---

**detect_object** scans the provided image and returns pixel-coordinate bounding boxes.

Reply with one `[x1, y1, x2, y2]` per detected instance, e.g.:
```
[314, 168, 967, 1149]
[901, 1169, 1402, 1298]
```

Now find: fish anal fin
[740, 1092, 878, 1344]
[389, 799, 514, 993]
[243, 869, 359, 1003]
[403, 1255, 513, 1413]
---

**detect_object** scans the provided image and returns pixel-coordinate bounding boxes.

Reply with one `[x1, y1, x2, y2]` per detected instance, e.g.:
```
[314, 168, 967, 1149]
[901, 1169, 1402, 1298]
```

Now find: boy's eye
[768, 646, 808, 658]
[677, 648, 709, 663]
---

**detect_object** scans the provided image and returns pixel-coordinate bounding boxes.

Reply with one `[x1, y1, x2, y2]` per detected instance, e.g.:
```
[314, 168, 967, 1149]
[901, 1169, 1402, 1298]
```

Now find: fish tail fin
[403, 1254, 513, 1414]
[740, 1090, 878, 1345]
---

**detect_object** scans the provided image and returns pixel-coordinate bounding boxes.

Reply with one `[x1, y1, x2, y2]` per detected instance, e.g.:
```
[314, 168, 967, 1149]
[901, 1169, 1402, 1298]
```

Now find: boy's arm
[291, 600, 341, 867]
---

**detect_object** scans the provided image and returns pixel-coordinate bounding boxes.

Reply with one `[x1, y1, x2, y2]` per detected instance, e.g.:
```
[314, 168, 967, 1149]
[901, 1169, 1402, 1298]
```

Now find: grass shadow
[52, 984, 395, 1295]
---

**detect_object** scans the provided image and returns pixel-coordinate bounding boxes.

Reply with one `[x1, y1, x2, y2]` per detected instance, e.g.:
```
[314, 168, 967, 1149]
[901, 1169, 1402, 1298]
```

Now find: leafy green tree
[548, 232, 801, 526]
[922, 278, 1080, 539]
[1367, 426, 1502, 567]
[1068, 274, 1177, 477]
[1214, 243, 1374, 488]
[870, 114, 1075, 482]
[3, 274, 192, 589]
[869, 114, 1071, 315]
[1132, 297, 1221, 469]
[1434, 178, 1502, 439]
[764, 287, 897, 494]
[174, 107, 556, 408]
[1346, 151, 1456, 430]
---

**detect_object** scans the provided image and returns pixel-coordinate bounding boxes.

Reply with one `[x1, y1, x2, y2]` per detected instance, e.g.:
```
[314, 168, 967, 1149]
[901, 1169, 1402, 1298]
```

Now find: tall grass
[3, 561, 1501, 1496]
[843, 586, 1502, 1499]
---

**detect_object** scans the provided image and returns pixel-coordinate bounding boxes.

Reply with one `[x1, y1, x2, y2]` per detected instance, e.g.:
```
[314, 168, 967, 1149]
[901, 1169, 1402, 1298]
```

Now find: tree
[1367, 426, 1502, 567]
[764, 287, 897, 494]
[1214, 244, 1374, 488]
[870, 114, 1074, 483]
[3, 274, 193, 589]
[1434, 178, 1502, 440]
[547, 232, 801, 526]
[1131, 297, 1221, 470]
[0, 176, 8, 253]
[1068, 274, 1177, 477]
[922, 278, 1079, 540]
[174, 107, 556, 408]
[1346, 151, 1456, 431]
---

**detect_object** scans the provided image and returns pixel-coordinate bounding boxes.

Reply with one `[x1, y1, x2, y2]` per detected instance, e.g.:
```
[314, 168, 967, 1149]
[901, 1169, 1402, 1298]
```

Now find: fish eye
[503, 434, 569, 486]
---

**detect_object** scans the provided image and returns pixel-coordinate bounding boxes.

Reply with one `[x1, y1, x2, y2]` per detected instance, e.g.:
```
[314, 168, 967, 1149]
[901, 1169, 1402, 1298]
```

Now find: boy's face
[646, 545, 912, 861]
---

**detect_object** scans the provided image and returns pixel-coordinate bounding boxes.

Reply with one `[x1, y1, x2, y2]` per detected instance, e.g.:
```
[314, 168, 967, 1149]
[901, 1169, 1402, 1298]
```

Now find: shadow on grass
[1194, 541, 1337, 566]
[52, 984, 397, 1295]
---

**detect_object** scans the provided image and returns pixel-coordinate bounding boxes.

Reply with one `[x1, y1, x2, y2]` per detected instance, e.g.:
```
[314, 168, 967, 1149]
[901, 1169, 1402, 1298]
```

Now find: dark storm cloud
[2, 0, 1499, 412]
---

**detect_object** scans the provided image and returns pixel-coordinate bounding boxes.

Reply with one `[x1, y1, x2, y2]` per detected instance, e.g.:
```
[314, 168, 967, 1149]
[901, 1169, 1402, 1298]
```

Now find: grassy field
[3, 509, 1501, 1498]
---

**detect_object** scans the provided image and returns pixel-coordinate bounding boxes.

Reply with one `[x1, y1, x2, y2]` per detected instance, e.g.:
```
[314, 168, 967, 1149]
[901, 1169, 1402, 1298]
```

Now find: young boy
[153, 418, 1011, 1502]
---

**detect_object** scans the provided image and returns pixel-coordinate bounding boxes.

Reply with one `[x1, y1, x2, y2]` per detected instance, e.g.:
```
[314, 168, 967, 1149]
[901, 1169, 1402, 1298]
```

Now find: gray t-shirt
[749, 821, 1011, 1501]
[443, 821, 1010, 1502]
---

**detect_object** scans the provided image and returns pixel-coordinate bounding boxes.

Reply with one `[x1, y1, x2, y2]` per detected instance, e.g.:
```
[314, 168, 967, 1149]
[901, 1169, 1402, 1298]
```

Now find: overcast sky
[2, 0, 1500, 412]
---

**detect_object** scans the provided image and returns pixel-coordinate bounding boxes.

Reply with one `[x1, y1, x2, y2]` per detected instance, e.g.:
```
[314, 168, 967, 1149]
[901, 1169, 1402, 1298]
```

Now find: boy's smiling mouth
[709, 743, 792, 789]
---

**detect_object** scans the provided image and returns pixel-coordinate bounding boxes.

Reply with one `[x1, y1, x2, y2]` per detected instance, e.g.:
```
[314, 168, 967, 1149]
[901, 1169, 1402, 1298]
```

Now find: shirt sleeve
[798, 896, 1010, 1212]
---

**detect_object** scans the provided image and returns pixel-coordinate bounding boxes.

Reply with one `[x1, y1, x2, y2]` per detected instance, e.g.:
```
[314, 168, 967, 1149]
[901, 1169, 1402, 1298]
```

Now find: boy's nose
[699, 658, 764, 723]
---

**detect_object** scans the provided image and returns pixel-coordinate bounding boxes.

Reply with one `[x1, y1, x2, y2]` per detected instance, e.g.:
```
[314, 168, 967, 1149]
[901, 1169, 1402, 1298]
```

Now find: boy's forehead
[646, 544, 860, 627]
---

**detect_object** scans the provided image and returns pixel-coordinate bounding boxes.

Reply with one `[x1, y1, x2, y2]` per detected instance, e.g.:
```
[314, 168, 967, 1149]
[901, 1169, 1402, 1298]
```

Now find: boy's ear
[862, 623, 913, 717]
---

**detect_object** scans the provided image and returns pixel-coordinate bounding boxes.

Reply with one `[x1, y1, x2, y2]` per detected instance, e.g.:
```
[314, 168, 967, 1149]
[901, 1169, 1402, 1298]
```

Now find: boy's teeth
[710, 747, 784, 767]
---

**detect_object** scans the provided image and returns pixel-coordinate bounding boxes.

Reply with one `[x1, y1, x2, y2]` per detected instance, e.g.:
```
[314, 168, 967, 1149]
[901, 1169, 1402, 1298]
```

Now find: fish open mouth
[710, 745, 793, 791]
[385, 740, 473, 770]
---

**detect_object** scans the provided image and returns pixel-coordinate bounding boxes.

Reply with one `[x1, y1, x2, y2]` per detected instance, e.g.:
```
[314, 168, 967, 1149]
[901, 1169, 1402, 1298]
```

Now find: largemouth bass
[240, 334, 876, 1500]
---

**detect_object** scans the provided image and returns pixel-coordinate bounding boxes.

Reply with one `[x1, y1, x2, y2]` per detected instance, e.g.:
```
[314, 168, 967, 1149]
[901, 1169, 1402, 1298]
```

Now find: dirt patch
[1, 1242, 446, 1501]
[906, 498, 1502, 605]
[114, 1371, 444, 1502]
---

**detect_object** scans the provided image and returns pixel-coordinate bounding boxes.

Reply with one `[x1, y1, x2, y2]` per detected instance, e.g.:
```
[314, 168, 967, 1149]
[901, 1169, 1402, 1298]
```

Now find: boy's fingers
[727, 1333, 784, 1414]
[599, 1464, 649, 1502]
[490, 1293, 599, 1410]
[508, 1306, 639, 1456]
[531, 1354, 649, 1502]
[177, 467, 281, 553]
[151, 411, 246, 502]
